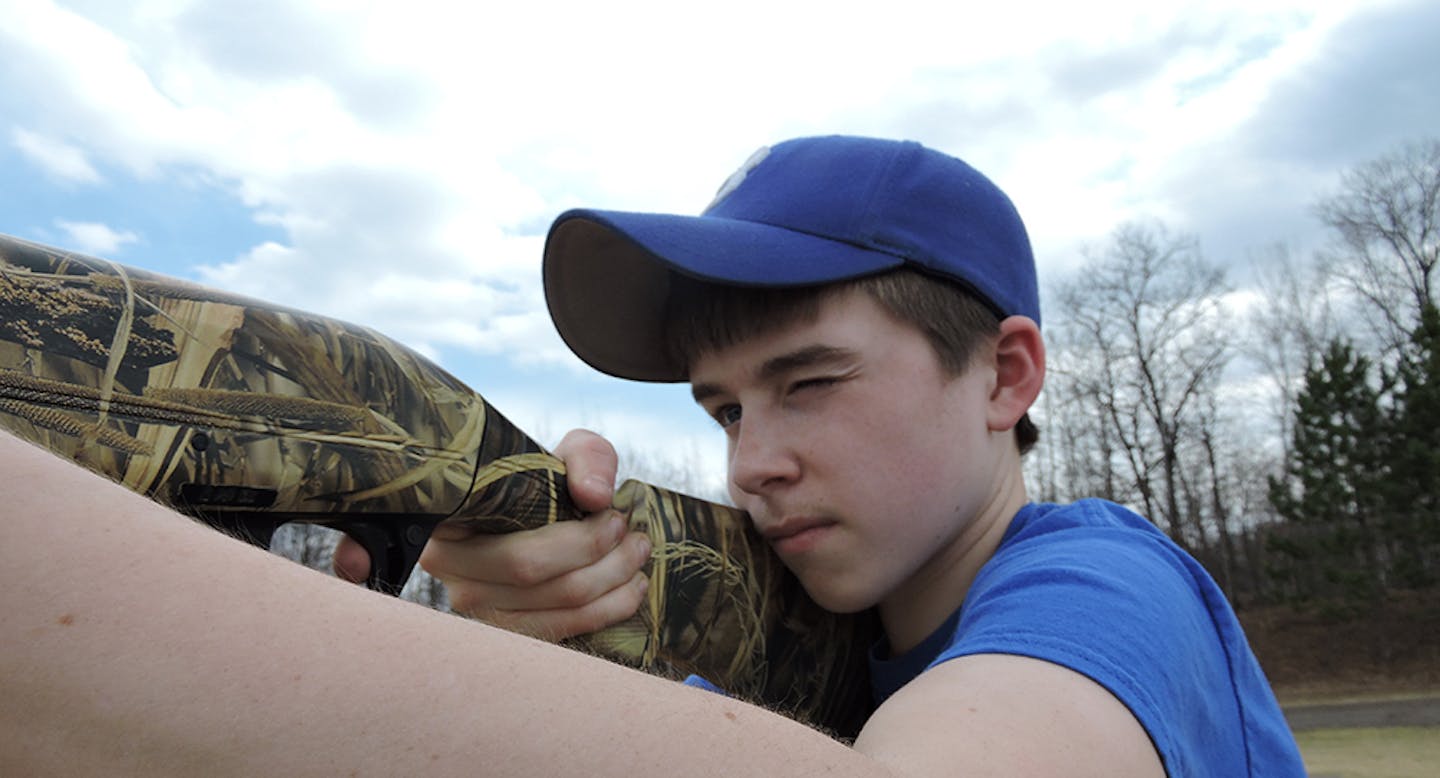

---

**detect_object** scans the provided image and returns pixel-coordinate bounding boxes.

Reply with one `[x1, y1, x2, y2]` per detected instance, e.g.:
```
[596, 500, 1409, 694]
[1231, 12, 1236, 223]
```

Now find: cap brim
[543, 208, 906, 382]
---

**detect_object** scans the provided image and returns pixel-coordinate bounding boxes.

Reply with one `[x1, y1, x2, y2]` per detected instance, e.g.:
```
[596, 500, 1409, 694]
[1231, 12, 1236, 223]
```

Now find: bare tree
[1048, 221, 1233, 552]
[1034, 342, 1124, 504]
[616, 440, 731, 505]
[270, 523, 341, 573]
[1317, 138, 1440, 356]
[1244, 244, 1341, 461]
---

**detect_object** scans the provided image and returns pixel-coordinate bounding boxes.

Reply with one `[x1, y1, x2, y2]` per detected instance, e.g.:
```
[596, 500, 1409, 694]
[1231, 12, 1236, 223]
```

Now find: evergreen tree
[1267, 339, 1389, 605]
[1380, 303, 1440, 587]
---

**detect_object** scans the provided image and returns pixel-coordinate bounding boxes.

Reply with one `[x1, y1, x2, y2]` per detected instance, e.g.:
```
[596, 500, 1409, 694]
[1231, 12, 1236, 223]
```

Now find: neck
[877, 454, 1029, 655]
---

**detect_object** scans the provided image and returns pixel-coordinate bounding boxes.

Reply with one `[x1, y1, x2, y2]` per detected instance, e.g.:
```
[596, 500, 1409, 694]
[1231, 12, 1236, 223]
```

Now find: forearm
[0, 432, 878, 777]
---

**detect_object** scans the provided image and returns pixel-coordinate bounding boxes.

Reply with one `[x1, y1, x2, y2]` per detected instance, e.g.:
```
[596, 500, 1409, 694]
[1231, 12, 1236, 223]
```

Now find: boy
[1, 136, 1303, 776]
[411, 136, 1307, 775]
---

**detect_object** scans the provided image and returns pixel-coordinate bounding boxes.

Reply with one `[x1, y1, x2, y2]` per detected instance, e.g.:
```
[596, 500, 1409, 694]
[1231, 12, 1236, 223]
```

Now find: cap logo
[704, 145, 770, 213]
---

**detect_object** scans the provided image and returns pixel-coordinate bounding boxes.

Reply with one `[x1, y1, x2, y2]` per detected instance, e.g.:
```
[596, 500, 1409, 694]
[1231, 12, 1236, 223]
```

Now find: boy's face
[688, 288, 1011, 615]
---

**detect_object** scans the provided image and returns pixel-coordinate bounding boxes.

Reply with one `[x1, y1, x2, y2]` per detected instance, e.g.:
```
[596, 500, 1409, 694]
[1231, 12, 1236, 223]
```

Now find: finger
[446, 529, 652, 615]
[478, 568, 650, 641]
[422, 509, 629, 588]
[332, 534, 371, 584]
[553, 428, 618, 513]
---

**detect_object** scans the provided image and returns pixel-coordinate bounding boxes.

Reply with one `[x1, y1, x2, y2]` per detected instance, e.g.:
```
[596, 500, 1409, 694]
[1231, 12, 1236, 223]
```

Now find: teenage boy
[0, 136, 1304, 777]
[404, 136, 1307, 776]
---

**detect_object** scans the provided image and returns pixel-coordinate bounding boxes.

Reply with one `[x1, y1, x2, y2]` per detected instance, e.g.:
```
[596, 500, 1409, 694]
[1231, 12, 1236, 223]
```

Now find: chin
[797, 578, 880, 615]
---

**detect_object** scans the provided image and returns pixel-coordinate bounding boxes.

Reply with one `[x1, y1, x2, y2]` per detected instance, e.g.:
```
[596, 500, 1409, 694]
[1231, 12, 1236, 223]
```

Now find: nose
[728, 415, 800, 497]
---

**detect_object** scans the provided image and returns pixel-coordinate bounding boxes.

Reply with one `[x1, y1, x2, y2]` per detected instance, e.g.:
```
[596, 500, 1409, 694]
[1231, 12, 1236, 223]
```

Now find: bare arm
[0, 430, 869, 777]
[1, 430, 1164, 777]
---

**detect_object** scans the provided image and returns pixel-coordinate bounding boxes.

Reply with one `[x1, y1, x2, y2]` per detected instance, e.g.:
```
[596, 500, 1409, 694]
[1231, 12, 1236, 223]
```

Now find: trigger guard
[341, 518, 440, 595]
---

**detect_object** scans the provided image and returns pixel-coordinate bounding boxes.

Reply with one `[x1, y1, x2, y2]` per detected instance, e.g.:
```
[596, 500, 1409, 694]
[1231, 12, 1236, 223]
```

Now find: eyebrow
[691, 344, 857, 404]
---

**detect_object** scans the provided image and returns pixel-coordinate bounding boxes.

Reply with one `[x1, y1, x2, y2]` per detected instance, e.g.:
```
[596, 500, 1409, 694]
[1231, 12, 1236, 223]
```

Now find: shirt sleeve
[932, 524, 1246, 773]
[681, 674, 728, 695]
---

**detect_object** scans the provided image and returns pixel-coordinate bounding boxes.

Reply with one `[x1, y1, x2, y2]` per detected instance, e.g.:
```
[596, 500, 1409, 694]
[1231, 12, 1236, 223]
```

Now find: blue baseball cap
[543, 135, 1038, 382]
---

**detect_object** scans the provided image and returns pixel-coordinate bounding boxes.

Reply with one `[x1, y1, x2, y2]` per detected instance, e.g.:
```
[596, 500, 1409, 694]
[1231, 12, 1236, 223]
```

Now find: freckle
[57, 614, 75, 626]
[724, 711, 737, 721]
[292, 674, 303, 682]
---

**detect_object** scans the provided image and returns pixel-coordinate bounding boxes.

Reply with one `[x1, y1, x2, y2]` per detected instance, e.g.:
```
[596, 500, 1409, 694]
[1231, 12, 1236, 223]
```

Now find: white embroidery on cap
[704, 145, 770, 212]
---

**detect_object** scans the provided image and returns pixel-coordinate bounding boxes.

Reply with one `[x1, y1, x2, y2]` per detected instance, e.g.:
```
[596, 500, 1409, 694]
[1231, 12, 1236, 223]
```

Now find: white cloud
[6, 2, 1380, 276]
[4, 0, 1430, 484]
[12, 128, 103, 184]
[53, 219, 139, 254]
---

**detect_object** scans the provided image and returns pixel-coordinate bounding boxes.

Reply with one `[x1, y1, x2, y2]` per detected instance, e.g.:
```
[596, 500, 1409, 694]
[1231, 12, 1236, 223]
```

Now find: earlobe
[987, 316, 1045, 432]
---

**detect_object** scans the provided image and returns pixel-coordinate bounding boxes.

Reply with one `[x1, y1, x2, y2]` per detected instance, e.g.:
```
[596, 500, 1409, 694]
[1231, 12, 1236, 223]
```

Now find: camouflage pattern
[0, 234, 878, 737]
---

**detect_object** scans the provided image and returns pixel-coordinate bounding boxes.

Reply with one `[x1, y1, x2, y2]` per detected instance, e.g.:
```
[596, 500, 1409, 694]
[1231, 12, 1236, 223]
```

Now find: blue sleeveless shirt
[869, 499, 1305, 777]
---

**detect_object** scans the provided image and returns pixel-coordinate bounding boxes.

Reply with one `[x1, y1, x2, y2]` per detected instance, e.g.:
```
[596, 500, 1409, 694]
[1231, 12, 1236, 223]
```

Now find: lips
[760, 516, 837, 555]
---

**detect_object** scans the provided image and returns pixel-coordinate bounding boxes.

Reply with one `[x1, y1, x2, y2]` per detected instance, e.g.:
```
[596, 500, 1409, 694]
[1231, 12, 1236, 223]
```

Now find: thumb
[554, 429, 619, 513]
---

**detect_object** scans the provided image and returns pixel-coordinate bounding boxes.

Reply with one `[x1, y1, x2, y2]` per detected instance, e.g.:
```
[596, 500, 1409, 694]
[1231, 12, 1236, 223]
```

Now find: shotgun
[0, 233, 877, 737]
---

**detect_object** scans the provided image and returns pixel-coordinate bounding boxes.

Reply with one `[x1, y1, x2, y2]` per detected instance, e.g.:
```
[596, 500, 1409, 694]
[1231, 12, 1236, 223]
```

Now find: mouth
[760, 517, 837, 555]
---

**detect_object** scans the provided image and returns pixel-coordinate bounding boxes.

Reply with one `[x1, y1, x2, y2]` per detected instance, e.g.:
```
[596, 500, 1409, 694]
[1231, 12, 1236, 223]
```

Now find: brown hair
[662, 268, 1039, 453]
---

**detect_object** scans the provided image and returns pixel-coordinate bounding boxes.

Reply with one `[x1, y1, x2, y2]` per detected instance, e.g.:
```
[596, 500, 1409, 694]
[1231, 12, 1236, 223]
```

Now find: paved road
[1284, 696, 1440, 731]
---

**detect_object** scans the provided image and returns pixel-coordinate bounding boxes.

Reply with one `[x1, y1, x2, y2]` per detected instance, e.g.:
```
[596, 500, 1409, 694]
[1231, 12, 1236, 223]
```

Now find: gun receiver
[0, 233, 877, 737]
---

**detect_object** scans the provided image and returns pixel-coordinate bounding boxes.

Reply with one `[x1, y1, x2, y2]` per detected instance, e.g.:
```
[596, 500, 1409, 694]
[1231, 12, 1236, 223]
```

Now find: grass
[1295, 726, 1440, 778]
[1278, 687, 1440, 707]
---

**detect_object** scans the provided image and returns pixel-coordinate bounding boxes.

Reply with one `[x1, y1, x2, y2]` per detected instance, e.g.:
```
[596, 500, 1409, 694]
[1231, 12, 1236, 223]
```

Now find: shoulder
[1006, 497, 1165, 541]
[916, 499, 1300, 775]
[854, 501, 1185, 775]
[962, 500, 1211, 647]
[972, 499, 1208, 615]
[854, 653, 1164, 777]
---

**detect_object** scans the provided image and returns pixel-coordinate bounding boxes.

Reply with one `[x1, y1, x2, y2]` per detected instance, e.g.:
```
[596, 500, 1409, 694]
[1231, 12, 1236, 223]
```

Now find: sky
[2, 0, 1437, 498]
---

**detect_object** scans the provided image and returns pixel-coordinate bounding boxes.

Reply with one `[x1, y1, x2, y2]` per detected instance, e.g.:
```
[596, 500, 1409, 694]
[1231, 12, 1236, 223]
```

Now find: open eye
[712, 404, 742, 428]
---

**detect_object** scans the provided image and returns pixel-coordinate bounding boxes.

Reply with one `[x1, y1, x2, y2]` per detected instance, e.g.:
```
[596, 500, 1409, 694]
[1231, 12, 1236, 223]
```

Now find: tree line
[1029, 138, 1440, 613]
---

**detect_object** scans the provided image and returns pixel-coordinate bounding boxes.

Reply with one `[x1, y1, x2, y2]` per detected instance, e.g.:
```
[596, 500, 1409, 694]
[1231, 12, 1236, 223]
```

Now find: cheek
[828, 423, 952, 520]
[867, 392, 987, 509]
[869, 387, 976, 465]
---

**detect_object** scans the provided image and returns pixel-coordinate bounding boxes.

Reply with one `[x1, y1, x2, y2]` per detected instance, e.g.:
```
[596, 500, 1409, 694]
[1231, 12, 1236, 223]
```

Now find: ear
[986, 316, 1045, 432]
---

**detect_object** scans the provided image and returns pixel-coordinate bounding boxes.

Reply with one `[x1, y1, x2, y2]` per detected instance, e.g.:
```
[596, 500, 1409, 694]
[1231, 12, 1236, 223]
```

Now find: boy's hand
[333, 429, 651, 641]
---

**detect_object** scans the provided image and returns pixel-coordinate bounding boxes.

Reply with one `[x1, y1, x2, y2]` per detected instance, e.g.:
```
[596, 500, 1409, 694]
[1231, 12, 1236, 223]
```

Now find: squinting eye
[715, 405, 742, 428]
[792, 377, 837, 393]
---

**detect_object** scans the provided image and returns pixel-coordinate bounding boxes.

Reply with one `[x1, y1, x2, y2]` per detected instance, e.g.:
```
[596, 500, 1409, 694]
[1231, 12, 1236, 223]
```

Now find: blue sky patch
[0, 144, 284, 278]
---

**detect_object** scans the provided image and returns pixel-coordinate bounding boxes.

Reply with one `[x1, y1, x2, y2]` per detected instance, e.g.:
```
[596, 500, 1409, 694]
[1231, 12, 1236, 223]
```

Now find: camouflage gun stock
[0, 233, 877, 737]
